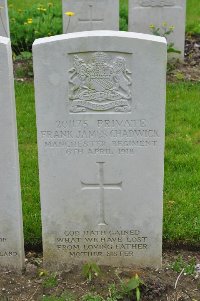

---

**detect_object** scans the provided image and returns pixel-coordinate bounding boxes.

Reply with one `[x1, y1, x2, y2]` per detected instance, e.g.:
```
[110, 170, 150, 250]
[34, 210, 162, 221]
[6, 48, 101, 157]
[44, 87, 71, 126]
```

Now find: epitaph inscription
[69, 52, 132, 113]
[139, 0, 176, 7]
[56, 230, 149, 258]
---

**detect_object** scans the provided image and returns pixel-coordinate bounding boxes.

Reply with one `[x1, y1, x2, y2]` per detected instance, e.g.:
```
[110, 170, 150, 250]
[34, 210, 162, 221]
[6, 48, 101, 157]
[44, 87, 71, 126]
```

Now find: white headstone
[129, 0, 186, 58]
[0, 36, 24, 271]
[0, 0, 10, 37]
[33, 31, 167, 270]
[62, 0, 119, 33]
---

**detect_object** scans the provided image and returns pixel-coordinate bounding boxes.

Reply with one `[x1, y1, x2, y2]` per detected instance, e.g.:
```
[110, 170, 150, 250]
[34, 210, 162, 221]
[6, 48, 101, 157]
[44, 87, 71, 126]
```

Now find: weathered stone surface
[0, 36, 24, 271]
[129, 0, 186, 58]
[0, 0, 10, 37]
[33, 31, 167, 270]
[62, 0, 119, 33]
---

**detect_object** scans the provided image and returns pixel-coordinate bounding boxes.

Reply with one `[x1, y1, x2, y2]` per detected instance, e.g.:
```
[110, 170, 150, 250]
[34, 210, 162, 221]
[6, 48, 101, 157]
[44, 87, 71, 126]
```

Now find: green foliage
[81, 275, 144, 301]
[149, 23, 181, 54]
[121, 274, 144, 301]
[15, 51, 32, 60]
[186, 0, 200, 34]
[107, 284, 123, 300]
[171, 256, 196, 275]
[6, 0, 200, 56]
[82, 262, 101, 282]
[120, 0, 128, 31]
[9, 3, 62, 54]
[43, 273, 58, 288]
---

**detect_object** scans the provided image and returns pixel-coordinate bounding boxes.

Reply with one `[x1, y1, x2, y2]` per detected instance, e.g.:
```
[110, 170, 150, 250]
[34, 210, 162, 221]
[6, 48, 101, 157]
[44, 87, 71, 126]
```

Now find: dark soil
[0, 250, 200, 301]
[167, 34, 200, 82]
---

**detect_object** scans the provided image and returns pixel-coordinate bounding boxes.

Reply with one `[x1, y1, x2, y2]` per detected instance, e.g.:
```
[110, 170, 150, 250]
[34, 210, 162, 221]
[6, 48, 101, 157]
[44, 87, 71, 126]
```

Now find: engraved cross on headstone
[81, 162, 122, 226]
[78, 4, 104, 30]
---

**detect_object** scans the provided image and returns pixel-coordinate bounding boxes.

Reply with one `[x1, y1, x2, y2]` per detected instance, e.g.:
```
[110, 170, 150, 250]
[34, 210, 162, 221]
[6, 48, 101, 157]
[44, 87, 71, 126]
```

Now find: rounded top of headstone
[33, 30, 167, 47]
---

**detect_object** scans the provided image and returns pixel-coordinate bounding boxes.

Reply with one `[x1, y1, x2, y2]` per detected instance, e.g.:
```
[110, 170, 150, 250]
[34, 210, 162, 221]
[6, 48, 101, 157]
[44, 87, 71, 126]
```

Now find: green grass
[15, 81, 200, 248]
[8, 0, 200, 34]
[164, 82, 200, 245]
[15, 83, 41, 248]
[186, 0, 200, 34]
[8, 0, 59, 10]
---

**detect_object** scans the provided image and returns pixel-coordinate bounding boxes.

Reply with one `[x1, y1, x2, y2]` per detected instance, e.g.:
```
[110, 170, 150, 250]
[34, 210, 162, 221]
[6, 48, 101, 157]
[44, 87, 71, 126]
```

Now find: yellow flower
[169, 25, 175, 31]
[27, 19, 33, 24]
[65, 11, 75, 17]
[149, 24, 155, 29]
[162, 22, 167, 27]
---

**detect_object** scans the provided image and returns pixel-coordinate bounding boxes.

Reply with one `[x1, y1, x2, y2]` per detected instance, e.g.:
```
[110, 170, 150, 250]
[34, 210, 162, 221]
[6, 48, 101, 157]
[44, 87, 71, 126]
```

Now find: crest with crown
[68, 52, 132, 113]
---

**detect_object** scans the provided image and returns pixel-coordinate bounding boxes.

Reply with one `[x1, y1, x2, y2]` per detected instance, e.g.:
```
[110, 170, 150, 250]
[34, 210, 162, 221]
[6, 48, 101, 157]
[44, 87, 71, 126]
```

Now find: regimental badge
[68, 52, 133, 113]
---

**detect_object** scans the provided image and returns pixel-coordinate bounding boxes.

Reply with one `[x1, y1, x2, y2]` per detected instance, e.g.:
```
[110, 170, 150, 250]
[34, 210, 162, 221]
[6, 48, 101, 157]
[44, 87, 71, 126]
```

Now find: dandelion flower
[65, 11, 75, 17]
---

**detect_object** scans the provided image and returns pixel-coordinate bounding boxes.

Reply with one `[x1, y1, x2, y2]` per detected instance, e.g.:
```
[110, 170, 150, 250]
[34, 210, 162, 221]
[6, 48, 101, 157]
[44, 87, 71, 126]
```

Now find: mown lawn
[15, 83, 41, 247]
[8, 0, 200, 34]
[164, 82, 200, 245]
[186, 0, 200, 33]
[15, 82, 200, 248]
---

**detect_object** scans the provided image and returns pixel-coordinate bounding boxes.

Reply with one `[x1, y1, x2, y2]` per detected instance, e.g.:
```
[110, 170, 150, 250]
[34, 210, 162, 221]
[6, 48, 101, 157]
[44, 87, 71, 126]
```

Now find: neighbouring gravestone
[0, 0, 10, 37]
[62, 0, 119, 33]
[0, 36, 24, 270]
[33, 31, 167, 270]
[129, 0, 186, 58]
